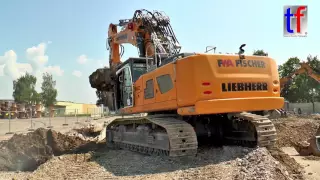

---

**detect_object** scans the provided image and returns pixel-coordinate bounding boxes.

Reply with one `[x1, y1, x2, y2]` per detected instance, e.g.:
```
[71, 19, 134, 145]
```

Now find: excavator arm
[280, 62, 320, 96]
[107, 20, 153, 67]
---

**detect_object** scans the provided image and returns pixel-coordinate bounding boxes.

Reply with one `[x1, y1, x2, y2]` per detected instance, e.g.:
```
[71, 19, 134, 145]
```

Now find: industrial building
[53, 101, 100, 115]
[0, 99, 102, 116]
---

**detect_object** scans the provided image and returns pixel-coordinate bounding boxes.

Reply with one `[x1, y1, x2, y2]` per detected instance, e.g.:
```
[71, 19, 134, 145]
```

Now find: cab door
[121, 66, 134, 108]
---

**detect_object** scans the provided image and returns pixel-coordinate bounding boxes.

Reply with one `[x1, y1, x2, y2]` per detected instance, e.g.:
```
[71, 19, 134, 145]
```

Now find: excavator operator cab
[115, 57, 147, 109]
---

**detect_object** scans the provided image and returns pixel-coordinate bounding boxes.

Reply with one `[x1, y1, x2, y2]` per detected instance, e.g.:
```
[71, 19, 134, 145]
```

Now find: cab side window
[144, 79, 154, 99]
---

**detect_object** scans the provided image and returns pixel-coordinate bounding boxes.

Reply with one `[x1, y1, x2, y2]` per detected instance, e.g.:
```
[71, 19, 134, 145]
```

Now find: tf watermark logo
[283, 5, 308, 37]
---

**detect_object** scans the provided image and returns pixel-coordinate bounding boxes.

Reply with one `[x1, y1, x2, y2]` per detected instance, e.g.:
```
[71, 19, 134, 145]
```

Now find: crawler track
[232, 112, 277, 148]
[106, 115, 198, 157]
[106, 112, 276, 157]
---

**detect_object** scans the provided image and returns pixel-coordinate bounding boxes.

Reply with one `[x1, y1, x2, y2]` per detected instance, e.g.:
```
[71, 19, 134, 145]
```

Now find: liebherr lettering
[217, 59, 266, 68]
[222, 82, 268, 92]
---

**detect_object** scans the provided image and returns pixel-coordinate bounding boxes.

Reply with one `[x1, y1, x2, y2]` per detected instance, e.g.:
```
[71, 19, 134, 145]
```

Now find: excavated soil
[269, 148, 305, 179]
[274, 118, 320, 148]
[0, 128, 99, 171]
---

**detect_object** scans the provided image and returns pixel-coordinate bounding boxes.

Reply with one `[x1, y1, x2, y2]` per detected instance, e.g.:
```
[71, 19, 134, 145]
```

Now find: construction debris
[235, 147, 304, 180]
[67, 122, 106, 141]
[0, 115, 319, 179]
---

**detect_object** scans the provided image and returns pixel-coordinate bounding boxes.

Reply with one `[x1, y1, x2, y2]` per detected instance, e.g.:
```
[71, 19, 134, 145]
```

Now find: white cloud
[0, 50, 33, 80]
[72, 70, 82, 77]
[0, 65, 4, 76]
[43, 66, 64, 76]
[0, 43, 63, 81]
[26, 42, 49, 72]
[17, 63, 33, 76]
[0, 43, 100, 104]
[77, 54, 88, 64]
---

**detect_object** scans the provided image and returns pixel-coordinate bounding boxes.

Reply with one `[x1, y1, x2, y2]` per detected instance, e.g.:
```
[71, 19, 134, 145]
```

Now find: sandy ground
[282, 147, 320, 180]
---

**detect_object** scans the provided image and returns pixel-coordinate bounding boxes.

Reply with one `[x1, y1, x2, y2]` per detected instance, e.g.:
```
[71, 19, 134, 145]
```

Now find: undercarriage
[106, 112, 277, 157]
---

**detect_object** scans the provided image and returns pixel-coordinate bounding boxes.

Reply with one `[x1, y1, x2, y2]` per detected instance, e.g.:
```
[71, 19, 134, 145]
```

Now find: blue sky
[0, 0, 318, 104]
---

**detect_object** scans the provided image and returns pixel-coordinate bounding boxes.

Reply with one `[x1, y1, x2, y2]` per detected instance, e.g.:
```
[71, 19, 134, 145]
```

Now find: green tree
[306, 55, 320, 102]
[278, 55, 320, 102]
[41, 72, 58, 107]
[278, 57, 300, 78]
[31, 91, 41, 104]
[253, 50, 268, 56]
[12, 73, 37, 104]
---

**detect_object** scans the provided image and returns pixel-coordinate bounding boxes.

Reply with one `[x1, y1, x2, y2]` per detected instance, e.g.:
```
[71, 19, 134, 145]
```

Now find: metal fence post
[6, 111, 14, 134]
[93, 108, 97, 120]
[63, 113, 68, 126]
[47, 111, 53, 128]
[101, 106, 104, 118]
[28, 113, 35, 131]
[75, 109, 79, 124]
[85, 108, 89, 122]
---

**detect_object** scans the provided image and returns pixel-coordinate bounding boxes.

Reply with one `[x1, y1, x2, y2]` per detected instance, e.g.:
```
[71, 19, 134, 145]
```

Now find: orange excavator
[89, 9, 284, 156]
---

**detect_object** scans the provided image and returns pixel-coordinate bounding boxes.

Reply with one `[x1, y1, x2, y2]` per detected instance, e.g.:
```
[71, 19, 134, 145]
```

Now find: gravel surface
[234, 148, 293, 180]
[0, 146, 298, 180]
[0, 116, 317, 180]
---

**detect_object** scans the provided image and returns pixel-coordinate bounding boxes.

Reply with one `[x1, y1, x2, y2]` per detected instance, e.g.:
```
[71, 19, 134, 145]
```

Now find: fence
[285, 102, 320, 114]
[0, 107, 110, 135]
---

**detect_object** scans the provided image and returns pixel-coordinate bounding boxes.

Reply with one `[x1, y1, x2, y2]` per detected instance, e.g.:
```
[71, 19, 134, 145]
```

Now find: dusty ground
[272, 116, 320, 180]
[282, 147, 320, 180]
[0, 115, 319, 180]
[0, 146, 297, 180]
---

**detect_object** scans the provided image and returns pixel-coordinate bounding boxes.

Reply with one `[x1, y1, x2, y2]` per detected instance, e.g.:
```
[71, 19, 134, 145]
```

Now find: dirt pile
[312, 114, 320, 120]
[0, 128, 99, 172]
[66, 122, 105, 142]
[274, 119, 320, 147]
[234, 148, 304, 180]
[269, 148, 305, 179]
[74, 122, 103, 137]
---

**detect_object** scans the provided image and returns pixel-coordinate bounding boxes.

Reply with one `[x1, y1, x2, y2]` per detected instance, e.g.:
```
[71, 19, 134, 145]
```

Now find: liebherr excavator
[89, 9, 284, 157]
